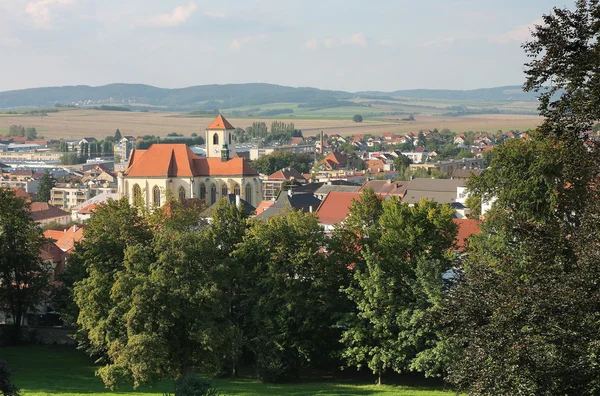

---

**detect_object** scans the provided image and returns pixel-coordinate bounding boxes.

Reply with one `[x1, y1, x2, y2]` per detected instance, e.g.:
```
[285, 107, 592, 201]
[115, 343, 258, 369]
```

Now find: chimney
[235, 194, 240, 207]
[287, 189, 292, 197]
[73, 225, 77, 232]
[309, 205, 313, 213]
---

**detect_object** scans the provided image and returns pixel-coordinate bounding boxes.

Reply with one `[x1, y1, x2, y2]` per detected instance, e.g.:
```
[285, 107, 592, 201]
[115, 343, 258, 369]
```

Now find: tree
[523, 0, 600, 137]
[114, 129, 122, 141]
[73, 199, 153, 359]
[234, 211, 349, 382]
[36, 171, 56, 203]
[340, 198, 457, 384]
[417, 131, 427, 147]
[352, 114, 363, 123]
[25, 127, 37, 139]
[250, 151, 314, 175]
[0, 188, 49, 344]
[0, 360, 20, 396]
[393, 154, 411, 174]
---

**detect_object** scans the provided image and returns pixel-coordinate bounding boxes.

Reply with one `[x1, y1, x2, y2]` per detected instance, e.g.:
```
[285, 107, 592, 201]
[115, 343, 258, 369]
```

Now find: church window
[210, 184, 217, 204]
[245, 184, 252, 205]
[178, 186, 186, 202]
[213, 133, 219, 145]
[229, 134, 231, 145]
[132, 184, 142, 206]
[221, 184, 228, 197]
[234, 184, 240, 196]
[200, 183, 206, 201]
[153, 186, 161, 207]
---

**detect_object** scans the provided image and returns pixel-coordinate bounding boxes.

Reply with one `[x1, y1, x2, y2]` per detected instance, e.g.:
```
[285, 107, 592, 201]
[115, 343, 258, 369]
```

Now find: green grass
[2, 345, 453, 396]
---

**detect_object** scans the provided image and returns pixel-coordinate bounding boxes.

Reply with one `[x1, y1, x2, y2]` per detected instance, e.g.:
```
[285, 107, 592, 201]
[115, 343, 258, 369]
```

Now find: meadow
[2, 345, 454, 396]
[0, 108, 543, 141]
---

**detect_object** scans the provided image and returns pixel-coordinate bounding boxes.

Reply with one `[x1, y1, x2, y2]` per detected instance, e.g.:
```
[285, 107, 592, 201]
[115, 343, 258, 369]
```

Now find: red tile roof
[254, 200, 274, 215]
[8, 187, 30, 200]
[44, 229, 64, 242]
[315, 191, 361, 225]
[206, 115, 235, 130]
[268, 168, 306, 181]
[55, 225, 85, 252]
[453, 218, 481, 250]
[77, 204, 98, 214]
[125, 144, 258, 177]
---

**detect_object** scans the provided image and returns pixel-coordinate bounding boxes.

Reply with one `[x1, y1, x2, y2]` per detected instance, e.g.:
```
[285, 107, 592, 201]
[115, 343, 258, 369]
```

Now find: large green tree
[234, 211, 349, 382]
[340, 198, 457, 384]
[36, 171, 56, 203]
[250, 151, 314, 175]
[0, 188, 49, 344]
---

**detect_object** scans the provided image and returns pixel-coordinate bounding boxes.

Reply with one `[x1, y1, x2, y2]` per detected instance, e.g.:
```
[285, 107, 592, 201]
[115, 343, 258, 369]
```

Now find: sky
[0, 0, 567, 92]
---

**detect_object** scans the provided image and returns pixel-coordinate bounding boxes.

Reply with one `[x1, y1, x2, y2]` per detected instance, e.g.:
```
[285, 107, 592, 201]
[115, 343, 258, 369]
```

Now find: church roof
[124, 144, 258, 178]
[206, 115, 235, 130]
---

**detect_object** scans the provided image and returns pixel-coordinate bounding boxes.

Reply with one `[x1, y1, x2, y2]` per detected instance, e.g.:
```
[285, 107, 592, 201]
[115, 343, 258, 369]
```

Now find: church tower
[205, 115, 236, 159]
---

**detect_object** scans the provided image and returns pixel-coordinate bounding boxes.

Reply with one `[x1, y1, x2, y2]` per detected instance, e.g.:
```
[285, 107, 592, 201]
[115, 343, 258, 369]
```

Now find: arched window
[221, 184, 228, 197]
[213, 133, 219, 145]
[210, 184, 217, 204]
[245, 184, 252, 205]
[153, 186, 161, 207]
[229, 134, 231, 145]
[178, 186, 186, 203]
[233, 184, 240, 196]
[132, 184, 142, 206]
[200, 183, 206, 201]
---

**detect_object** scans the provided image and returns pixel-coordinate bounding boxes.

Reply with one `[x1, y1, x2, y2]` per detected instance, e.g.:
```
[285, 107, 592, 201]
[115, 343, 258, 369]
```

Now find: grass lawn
[2, 345, 454, 396]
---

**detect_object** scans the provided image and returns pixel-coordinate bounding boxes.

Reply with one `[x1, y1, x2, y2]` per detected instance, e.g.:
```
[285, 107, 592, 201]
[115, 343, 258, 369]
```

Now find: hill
[0, 83, 542, 111]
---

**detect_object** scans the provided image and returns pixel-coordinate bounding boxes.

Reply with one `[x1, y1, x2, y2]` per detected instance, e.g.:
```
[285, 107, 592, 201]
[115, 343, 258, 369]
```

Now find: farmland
[0, 108, 543, 140]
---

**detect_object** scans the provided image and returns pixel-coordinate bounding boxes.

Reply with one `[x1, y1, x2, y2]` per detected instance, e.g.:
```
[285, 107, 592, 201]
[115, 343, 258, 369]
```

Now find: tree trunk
[11, 311, 22, 345]
[378, 373, 382, 386]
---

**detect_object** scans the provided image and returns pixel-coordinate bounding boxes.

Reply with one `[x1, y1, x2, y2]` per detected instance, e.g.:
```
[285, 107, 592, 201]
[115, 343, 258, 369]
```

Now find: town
[2, 1, 600, 396]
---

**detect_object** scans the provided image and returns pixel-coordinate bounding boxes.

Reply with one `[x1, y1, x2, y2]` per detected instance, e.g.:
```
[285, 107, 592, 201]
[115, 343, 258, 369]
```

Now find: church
[117, 115, 262, 209]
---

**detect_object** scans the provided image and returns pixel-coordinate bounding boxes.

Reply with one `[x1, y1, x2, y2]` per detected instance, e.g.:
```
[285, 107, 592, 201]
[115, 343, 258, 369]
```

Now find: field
[2, 345, 453, 396]
[0, 108, 544, 141]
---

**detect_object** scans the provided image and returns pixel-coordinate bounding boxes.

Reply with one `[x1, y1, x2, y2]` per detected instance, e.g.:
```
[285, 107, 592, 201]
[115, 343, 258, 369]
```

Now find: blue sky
[0, 0, 565, 92]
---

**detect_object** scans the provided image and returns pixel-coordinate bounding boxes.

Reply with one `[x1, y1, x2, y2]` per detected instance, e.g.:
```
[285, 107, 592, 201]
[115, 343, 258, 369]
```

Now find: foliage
[36, 171, 56, 203]
[174, 374, 221, 396]
[250, 151, 313, 175]
[72, 198, 153, 360]
[136, 136, 205, 149]
[340, 198, 457, 384]
[0, 188, 49, 344]
[393, 154, 411, 174]
[523, 0, 600, 137]
[59, 153, 84, 165]
[114, 129, 122, 141]
[353, 114, 363, 123]
[0, 360, 20, 396]
[233, 211, 350, 382]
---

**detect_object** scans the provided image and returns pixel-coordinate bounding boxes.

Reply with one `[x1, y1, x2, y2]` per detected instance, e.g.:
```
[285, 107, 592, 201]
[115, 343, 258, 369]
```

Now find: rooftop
[315, 191, 362, 225]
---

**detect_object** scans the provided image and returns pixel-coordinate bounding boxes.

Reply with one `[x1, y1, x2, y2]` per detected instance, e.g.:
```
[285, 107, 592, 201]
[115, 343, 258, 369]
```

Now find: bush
[352, 114, 363, 123]
[255, 352, 293, 383]
[174, 374, 221, 396]
[0, 360, 20, 396]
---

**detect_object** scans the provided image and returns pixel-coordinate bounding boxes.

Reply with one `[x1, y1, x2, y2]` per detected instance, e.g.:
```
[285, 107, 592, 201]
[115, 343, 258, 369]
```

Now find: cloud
[146, 2, 197, 28]
[419, 19, 544, 47]
[305, 38, 319, 50]
[490, 19, 543, 44]
[378, 39, 393, 47]
[306, 33, 368, 50]
[230, 33, 268, 51]
[25, 0, 78, 29]
[204, 10, 226, 18]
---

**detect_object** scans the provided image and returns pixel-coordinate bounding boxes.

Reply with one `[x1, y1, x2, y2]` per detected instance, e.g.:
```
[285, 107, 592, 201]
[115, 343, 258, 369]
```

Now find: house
[40, 242, 67, 283]
[290, 137, 304, 146]
[454, 133, 467, 145]
[53, 225, 85, 253]
[30, 202, 71, 227]
[50, 184, 92, 210]
[313, 183, 361, 201]
[263, 168, 308, 201]
[360, 179, 409, 199]
[7, 186, 31, 200]
[401, 147, 429, 163]
[451, 168, 483, 180]
[254, 200, 275, 215]
[365, 159, 386, 173]
[322, 152, 349, 170]
[315, 191, 362, 234]
[453, 219, 481, 250]
[118, 115, 263, 210]
[255, 190, 321, 219]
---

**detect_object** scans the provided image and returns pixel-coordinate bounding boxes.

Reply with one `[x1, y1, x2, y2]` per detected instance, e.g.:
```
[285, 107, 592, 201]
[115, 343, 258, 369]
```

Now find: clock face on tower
[213, 147, 219, 154]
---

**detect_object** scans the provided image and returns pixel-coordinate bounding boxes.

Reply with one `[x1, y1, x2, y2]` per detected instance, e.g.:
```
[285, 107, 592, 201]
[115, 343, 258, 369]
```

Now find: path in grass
[2, 345, 453, 396]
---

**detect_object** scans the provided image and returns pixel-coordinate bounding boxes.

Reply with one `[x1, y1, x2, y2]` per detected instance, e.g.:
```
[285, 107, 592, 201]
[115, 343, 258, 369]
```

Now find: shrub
[174, 374, 221, 396]
[0, 360, 20, 396]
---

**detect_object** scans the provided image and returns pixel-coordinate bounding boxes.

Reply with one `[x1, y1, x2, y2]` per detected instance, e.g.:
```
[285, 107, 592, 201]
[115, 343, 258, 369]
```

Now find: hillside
[0, 83, 542, 111]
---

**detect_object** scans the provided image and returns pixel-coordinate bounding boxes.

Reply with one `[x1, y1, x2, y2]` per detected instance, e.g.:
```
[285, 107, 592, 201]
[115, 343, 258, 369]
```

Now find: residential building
[30, 202, 71, 227]
[313, 183, 361, 200]
[360, 179, 409, 199]
[262, 168, 308, 200]
[315, 191, 362, 234]
[118, 115, 263, 209]
[50, 184, 92, 210]
[401, 147, 429, 163]
[255, 190, 321, 220]
[114, 136, 136, 162]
